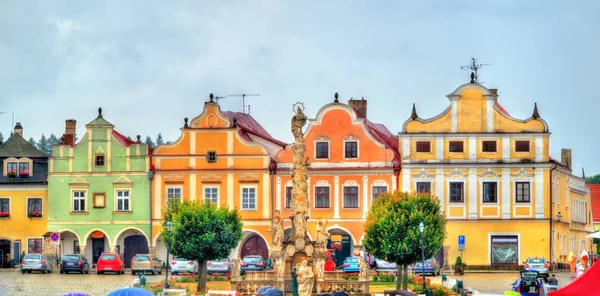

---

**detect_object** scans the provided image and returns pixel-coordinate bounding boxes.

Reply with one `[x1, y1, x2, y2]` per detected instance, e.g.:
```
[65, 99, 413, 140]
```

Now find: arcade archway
[327, 228, 355, 268]
[239, 233, 268, 261]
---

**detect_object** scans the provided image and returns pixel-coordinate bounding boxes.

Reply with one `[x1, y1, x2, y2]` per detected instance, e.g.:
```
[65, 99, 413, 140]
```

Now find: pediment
[69, 176, 89, 187]
[412, 169, 435, 179]
[201, 174, 222, 183]
[446, 169, 467, 179]
[113, 176, 133, 186]
[479, 170, 500, 179]
[239, 173, 260, 183]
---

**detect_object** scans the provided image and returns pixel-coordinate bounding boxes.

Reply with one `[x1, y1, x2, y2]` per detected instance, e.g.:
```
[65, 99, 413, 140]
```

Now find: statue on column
[290, 103, 309, 251]
[315, 219, 330, 250]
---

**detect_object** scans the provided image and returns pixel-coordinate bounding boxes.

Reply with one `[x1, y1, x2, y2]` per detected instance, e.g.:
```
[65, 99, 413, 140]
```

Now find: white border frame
[488, 233, 521, 265]
[314, 181, 331, 209]
[165, 186, 183, 205]
[479, 180, 500, 218]
[26, 236, 44, 254]
[447, 180, 466, 219]
[371, 180, 389, 200]
[284, 181, 293, 209]
[114, 188, 132, 212]
[0, 196, 11, 217]
[70, 189, 88, 212]
[314, 140, 331, 160]
[342, 180, 360, 209]
[342, 139, 359, 160]
[202, 185, 220, 204]
[240, 185, 258, 211]
[25, 196, 44, 218]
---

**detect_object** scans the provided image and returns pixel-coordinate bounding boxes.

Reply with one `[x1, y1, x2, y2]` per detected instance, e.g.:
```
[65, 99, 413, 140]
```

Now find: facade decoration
[0, 122, 48, 268]
[48, 109, 153, 267]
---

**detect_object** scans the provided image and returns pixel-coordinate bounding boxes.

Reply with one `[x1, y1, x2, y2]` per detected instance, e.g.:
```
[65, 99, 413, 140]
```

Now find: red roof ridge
[222, 111, 286, 147]
[349, 107, 400, 165]
[495, 103, 510, 116]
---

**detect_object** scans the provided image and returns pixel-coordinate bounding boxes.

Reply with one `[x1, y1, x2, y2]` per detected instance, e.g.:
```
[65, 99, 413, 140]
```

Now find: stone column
[110, 245, 117, 253]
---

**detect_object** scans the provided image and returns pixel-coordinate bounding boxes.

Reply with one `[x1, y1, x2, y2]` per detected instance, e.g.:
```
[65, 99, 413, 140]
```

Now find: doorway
[92, 238, 105, 264]
[123, 235, 149, 268]
[0, 240, 10, 268]
[13, 241, 21, 264]
[240, 234, 268, 260]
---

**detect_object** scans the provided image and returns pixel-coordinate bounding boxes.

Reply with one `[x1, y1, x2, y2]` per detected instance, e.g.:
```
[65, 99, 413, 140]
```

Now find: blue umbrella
[61, 293, 89, 296]
[108, 287, 155, 296]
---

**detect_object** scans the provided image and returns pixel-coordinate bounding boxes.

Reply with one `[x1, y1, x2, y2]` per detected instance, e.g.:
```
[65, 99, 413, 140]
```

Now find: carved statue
[275, 258, 285, 279]
[230, 258, 241, 281]
[315, 259, 325, 280]
[290, 104, 310, 251]
[297, 260, 314, 296]
[315, 219, 330, 249]
[268, 210, 285, 255]
[358, 257, 369, 280]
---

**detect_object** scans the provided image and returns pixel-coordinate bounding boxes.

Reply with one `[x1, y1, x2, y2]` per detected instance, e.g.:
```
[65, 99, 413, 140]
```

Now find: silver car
[375, 259, 397, 272]
[171, 257, 198, 275]
[21, 254, 54, 274]
[524, 257, 549, 277]
[207, 258, 231, 275]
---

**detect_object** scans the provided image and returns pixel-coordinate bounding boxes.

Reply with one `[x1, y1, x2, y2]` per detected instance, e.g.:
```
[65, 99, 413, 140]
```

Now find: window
[27, 198, 42, 215]
[416, 182, 431, 194]
[27, 238, 43, 254]
[449, 141, 464, 152]
[18, 162, 30, 174]
[416, 141, 431, 153]
[204, 187, 218, 204]
[344, 141, 358, 158]
[482, 182, 497, 203]
[372, 186, 387, 199]
[116, 190, 130, 211]
[6, 162, 17, 173]
[95, 155, 105, 166]
[241, 187, 256, 210]
[0, 198, 9, 215]
[449, 182, 464, 203]
[166, 187, 181, 204]
[207, 151, 217, 163]
[515, 141, 530, 152]
[315, 187, 330, 208]
[482, 141, 497, 152]
[72, 191, 86, 212]
[491, 235, 518, 265]
[93, 193, 105, 208]
[285, 186, 292, 208]
[515, 182, 530, 203]
[343, 186, 359, 208]
[316, 142, 329, 159]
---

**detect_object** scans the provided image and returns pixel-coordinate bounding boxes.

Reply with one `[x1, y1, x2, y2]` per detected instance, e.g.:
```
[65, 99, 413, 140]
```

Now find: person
[568, 252, 577, 278]
[542, 276, 549, 284]
[548, 274, 558, 286]
[358, 247, 365, 259]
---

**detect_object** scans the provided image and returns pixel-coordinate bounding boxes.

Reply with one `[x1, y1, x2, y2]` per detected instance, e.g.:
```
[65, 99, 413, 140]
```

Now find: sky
[1, 0, 599, 175]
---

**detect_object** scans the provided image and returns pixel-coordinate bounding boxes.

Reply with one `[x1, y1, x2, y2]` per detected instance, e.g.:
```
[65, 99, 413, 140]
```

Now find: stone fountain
[231, 103, 370, 296]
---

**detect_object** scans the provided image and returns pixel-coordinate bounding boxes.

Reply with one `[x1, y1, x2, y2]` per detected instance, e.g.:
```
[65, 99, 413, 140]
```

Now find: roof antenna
[215, 95, 227, 103]
[227, 93, 260, 114]
[461, 58, 490, 84]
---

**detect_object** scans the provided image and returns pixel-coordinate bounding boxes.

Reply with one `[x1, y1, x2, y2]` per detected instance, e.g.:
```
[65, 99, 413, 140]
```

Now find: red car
[96, 253, 125, 275]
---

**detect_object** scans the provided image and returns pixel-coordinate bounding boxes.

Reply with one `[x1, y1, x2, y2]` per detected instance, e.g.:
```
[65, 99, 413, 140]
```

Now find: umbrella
[62, 293, 89, 296]
[586, 232, 600, 239]
[108, 287, 154, 296]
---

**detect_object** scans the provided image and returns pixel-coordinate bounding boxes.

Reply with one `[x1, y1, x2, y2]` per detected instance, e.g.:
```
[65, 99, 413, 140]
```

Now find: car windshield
[345, 257, 358, 263]
[64, 255, 80, 260]
[174, 257, 188, 261]
[24, 254, 41, 260]
[244, 257, 261, 263]
[101, 255, 116, 260]
[210, 259, 227, 262]
[134, 256, 150, 261]
[528, 258, 546, 263]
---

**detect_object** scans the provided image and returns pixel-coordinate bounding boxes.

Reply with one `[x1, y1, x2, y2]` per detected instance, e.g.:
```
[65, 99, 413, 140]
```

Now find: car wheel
[132, 271, 136, 275]
[151, 270, 156, 275]
[27, 270, 31, 274]
[85, 268, 89, 274]
[60, 270, 64, 274]
[21, 270, 25, 274]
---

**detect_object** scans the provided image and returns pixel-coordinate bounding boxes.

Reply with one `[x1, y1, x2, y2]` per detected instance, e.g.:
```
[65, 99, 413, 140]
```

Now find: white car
[171, 257, 198, 275]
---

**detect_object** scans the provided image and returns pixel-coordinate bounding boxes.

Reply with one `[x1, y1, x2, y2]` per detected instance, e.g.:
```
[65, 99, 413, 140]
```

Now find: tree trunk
[396, 263, 402, 290]
[402, 264, 409, 290]
[197, 260, 207, 292]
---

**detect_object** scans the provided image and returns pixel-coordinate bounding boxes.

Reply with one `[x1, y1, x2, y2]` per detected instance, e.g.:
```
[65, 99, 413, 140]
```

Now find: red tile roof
[351, 109, 401, 166]
[496, 103, 510, 116]
[112, 130, 155, 170]
[587, 184, 600, 223]
[222, 111, 286, 147]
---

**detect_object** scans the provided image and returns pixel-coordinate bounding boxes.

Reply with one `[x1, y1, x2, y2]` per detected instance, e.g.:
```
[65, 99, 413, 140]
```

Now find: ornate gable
[189, 97, 231, 129]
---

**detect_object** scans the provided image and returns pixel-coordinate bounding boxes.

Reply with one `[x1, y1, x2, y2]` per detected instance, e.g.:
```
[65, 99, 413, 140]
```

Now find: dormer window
[95, 155, 105, 166]
[19, 162, 30, 174]
[344, 141, 358, 158]
[6, 162, 17, 173]
[4, 158, 33, 177]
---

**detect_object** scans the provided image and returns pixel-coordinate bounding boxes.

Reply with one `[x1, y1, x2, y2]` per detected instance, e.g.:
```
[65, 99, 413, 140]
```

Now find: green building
[48, 108, 153, 267]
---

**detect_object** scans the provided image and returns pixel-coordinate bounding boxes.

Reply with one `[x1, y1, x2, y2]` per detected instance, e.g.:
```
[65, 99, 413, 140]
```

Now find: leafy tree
[156, 133, 164, 146]
[37, 134, 50, 156]
[28, 137, 37, 147]
[586, 173, 600, 184]
[162, 199, 243, 292]
[145, 135, 155, 148]
[363, 191, 446, 290]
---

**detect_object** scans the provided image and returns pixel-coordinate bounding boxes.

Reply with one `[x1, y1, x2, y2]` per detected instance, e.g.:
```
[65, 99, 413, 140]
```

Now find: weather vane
[292, 101, 306, 112]
[461, 58, 490, 84]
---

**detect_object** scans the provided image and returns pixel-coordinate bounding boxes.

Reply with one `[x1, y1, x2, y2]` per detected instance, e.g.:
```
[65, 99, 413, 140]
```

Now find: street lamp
[165, 221, 173, 289]
[419, 222, 426, 294]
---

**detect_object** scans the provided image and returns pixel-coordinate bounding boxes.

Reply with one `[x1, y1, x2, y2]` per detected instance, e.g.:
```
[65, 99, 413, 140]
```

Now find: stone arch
[326, 225, 357, 245]
[114, 227, 150, 246]
[58, 229, 82, 257]
[238, 230, 269, 261]
[83, 229, 112, 246]
[83, 229, 111, 264]
[326, 226, 356, 268]
[115, 227, 151, 268]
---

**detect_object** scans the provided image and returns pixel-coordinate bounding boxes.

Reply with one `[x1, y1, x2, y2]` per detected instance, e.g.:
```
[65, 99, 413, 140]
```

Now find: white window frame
[514, 181, 532, 204]
[241, 185, 257, 210]
[25, 196, 43, 218]
[415, 181, 432, 194]
[371, 184, 389, 200]
[448, 181, 465, 203]
[314, 140, 330, 160]
[343, 140, 359, 159]
[71, 190, 87, 212]
[342, 185, 360, 209]
[284, 185, 293, 209]
[166, 186, 183, 205]
[314, 185, 331, 209]
[203, 186, 219, 204]
[115, 189, 131, 212]
[481, 181, 499, 204]
[0, 197, 10, 216]
[27, 237, 44, 254]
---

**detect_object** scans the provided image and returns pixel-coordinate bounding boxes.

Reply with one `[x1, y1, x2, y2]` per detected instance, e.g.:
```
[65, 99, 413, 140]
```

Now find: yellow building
[400, 83, 553, 268]
[550, 150, 594, 268]
[0, 123, 48, 268]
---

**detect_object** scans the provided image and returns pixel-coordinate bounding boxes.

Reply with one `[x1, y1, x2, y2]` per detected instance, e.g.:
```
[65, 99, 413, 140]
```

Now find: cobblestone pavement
[449, 271, 574, 294]
[0, 269, 136, 296]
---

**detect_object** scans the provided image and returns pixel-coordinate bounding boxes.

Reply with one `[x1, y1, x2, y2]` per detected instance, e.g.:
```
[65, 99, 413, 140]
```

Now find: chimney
[63, 119, 76, 146]
[348, 97, 368, 118]
[14, 122, 23, 136]
[561, 148, 572, 170]
[489, 88, 498, 96]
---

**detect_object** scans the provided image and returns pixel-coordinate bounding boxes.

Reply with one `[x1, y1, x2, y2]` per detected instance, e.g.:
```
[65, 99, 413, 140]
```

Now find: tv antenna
[461, 58, 490, 84]
[214, 95, 227, 103]
[227, 93, 260, 114]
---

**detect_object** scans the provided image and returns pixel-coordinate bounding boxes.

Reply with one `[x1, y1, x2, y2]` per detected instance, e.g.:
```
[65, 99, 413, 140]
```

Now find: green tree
[363, 191, 446, 290]
[47, 134, 60, 155]
[162, 199, 243, 292]
[145, 135, 155, 148]
[28, 137, 37, 147]
[156, 133, 164, 146]
[37, 134, 50, 156]
[586, 173, 600, 184]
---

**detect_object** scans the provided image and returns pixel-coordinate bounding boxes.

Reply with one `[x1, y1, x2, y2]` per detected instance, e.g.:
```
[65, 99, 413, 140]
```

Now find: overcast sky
[1, 1, 599, 176]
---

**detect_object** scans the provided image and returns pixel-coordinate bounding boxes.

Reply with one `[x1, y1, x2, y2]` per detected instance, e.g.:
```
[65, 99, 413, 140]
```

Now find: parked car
[411, 259, 440, 276]
[375, 259, 397, 272]
[524, 257, 549, 277]
[21, 254, 53, 274]
[207, 258, 230, 275]
[324, 251, 336, 272]
[342, 256, 360, 273]
[131, 254, 162, 275]
[240, 255, 265, 273]
[171, 257, 198, 275]
[511, 270, 542, 296]
[60, 254, 90, 274]
[96, 253, 125, 275]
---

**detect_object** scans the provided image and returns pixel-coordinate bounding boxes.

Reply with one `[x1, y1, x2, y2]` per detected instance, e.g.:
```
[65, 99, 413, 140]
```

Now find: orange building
[151, 95, 285, 260]
[276, 95, 400, 266]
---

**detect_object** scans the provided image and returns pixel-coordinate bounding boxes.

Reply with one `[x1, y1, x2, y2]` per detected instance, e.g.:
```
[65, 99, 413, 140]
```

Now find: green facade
[48, 110, 152, 264]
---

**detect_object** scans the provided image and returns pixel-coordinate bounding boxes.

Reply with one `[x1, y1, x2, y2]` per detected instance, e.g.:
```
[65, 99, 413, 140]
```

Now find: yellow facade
[400, 83, 553, 267]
